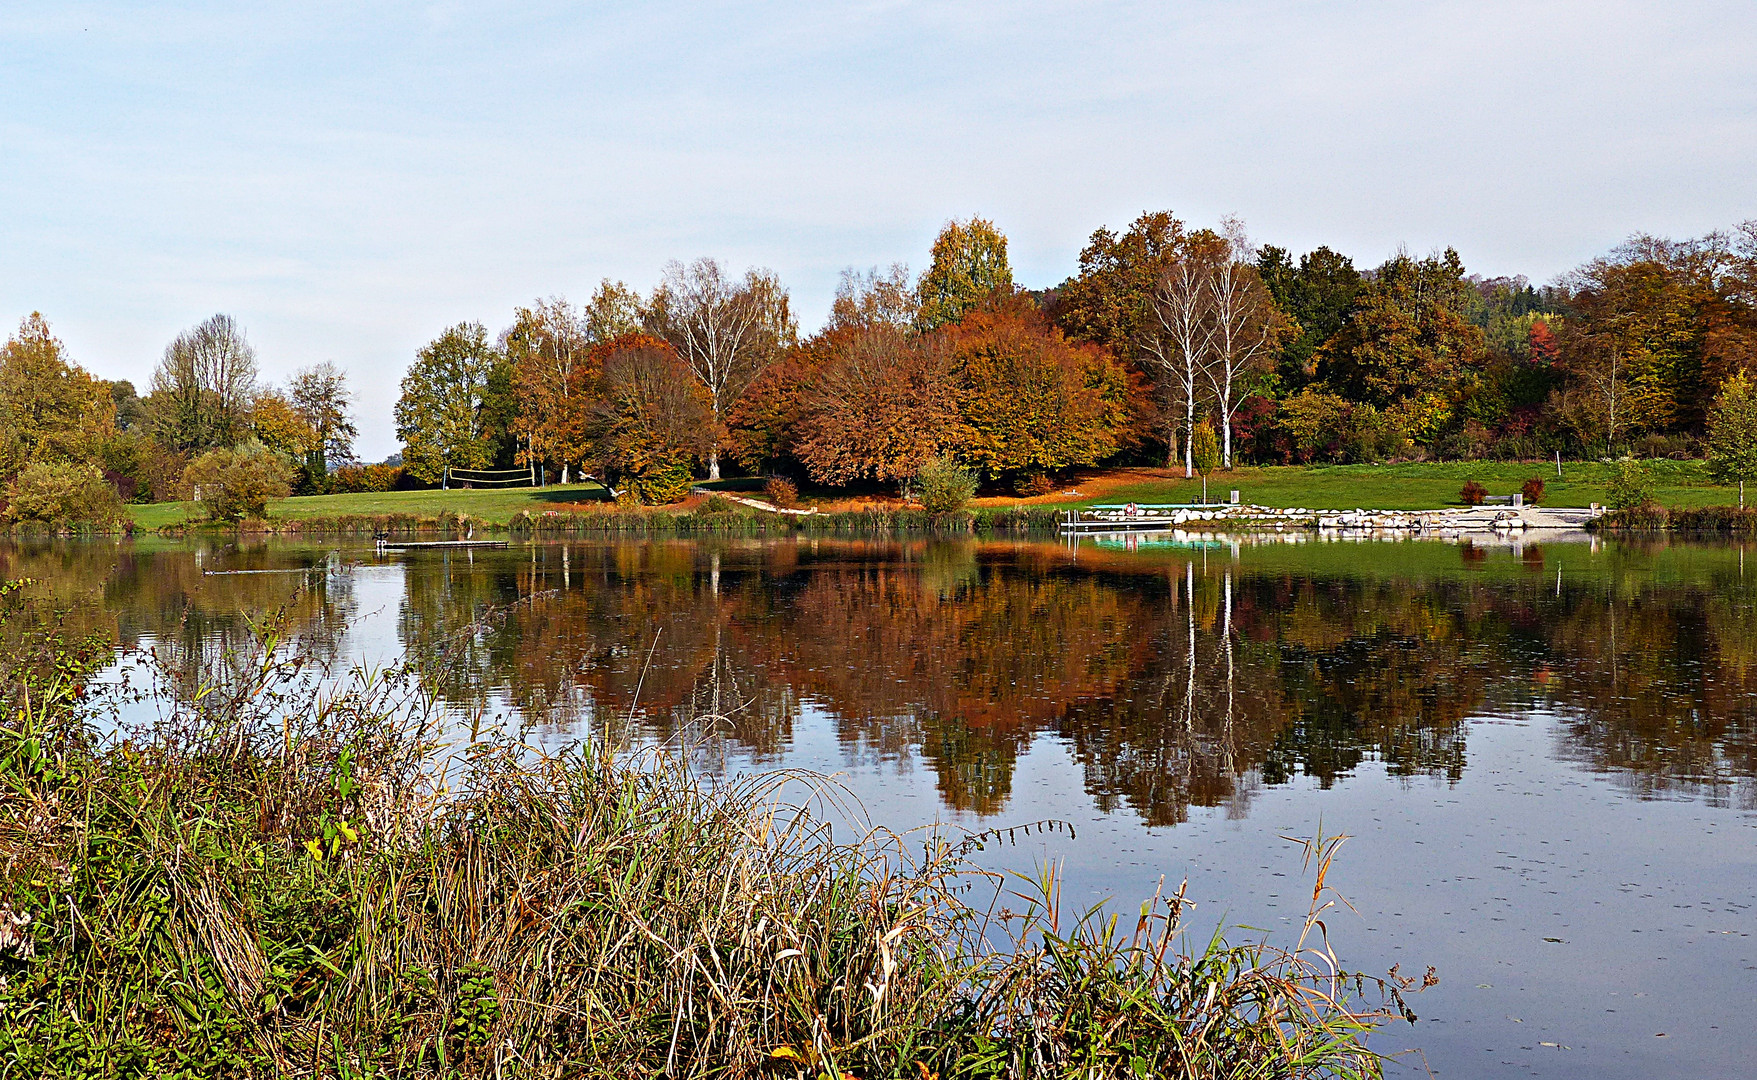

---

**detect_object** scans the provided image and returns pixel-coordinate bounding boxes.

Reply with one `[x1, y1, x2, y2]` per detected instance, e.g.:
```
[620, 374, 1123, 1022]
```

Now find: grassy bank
[988, 460, 1740, 513]
[0, 597, 1416, 1079]
[126, 481, 619, 531]
[126, 460, 1742, 534]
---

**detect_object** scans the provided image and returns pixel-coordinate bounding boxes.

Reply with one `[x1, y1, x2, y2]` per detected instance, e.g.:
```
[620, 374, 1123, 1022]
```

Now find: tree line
[0, 311, 357, 523]
[6, 211, 1756, 523]
[394, 213, 1757, 501]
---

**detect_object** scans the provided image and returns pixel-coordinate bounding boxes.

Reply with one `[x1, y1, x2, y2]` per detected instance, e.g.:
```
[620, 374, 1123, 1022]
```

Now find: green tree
[108, 379, 148, 431]
[1190, 420, 1220, 502]
[917, 217, 1014, 331]
[914, 455, 977, 513]
[1609, 459, 1653, 510]
[1256, 245, 1363, 390]
[394, 323, 501, 486]
[1707, 371, 1757, 505]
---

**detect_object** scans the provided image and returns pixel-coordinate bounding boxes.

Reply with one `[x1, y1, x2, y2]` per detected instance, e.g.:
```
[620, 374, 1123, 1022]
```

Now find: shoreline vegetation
[0, 590, 1427, 1078]
[59, 460, 1757, 537]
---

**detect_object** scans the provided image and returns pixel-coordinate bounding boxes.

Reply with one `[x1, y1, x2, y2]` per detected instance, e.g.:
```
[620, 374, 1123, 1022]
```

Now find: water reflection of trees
[13, 536, 1755, 821]
[386, 539, 1757, 821]
[0, 540, 356, 700]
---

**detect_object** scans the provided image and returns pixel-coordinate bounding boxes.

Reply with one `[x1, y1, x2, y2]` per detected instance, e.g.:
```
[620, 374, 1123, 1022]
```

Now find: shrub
[331, 463, 406, 493]
[4, 462, 124, 528]
[627, 460, 694, 505]
[916, 455, 977, 514]
[1459, 480, 1487, 506]
[764, 476, 799, 509]
[1521, 477, 1545, 504]
[182, 443, 294, 522]
[1609, 459, 1654, 510]
[1191, 422, 1221, 475]
[701, 494, 734, 514]
[1014, 472, 1058, 497]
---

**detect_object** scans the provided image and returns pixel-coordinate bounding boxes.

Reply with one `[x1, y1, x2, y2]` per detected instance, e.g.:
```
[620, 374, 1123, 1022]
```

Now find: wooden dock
[376, 539, 509, 551]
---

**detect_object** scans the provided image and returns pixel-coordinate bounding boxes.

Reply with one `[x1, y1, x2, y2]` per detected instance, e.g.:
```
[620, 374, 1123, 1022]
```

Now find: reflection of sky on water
[25, 535, 1757, 1080]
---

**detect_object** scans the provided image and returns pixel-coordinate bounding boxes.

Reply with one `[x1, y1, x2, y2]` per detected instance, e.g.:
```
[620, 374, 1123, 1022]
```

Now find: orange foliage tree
[793, 324, 959, 492]
[936, 297, 1135, 478]
[585, 334, 714, 503]
[507, 298, 599, 481]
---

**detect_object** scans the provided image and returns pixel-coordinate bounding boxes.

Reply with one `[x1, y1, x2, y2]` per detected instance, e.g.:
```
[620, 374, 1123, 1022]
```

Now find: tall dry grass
[0, 590, 1425, 1078]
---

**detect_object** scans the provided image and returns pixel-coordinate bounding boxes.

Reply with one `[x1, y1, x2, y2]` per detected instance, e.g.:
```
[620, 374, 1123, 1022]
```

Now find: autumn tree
[148, 313, 259, 452]
[582, 278, 645, 341]
[287, 362, 357, 474]
[727, 267, 915, 476]
[586, 334, 714, 503]
[1053, 211, 1188, 355]
[1556, 232, 1757, 452]
[794, 323, 957, 493]
[0, 313, 116, 477]
[1052, 212, 1191, 459]
[1315, 249, 1485, 448]
[938, 296, 1132, 478]
[828, 264, 917, 332]
[394, 323, 501, 486]
[917, 217, 1013, 331]
[505, 297, 597, 483]
[649, 259, 794, 480]
[250, 391, 318, 463]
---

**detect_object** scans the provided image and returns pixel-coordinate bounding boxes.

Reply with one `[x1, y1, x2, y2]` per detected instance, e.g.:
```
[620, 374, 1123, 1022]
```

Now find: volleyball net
[446, 466, 536, 488]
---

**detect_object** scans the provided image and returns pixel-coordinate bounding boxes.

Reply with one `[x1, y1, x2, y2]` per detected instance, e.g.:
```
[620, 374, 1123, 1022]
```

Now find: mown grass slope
[127, 459, 1741, 529]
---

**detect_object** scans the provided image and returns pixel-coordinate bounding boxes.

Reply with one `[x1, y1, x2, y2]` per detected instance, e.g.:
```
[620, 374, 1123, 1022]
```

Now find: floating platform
[1060, 503, 1605, 535]
[376, 539, 508, 551]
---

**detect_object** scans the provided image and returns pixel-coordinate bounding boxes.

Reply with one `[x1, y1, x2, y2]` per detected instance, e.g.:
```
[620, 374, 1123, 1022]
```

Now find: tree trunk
[1183, 401, 1195, 479]
[708, 448, 721, 482]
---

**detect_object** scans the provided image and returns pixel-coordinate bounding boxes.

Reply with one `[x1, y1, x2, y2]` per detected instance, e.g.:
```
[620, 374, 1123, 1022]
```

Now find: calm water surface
[10, 533, 1756, 1079]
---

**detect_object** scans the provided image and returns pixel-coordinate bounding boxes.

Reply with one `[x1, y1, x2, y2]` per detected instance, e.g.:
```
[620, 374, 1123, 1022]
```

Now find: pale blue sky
[4, 1, 1753, 459]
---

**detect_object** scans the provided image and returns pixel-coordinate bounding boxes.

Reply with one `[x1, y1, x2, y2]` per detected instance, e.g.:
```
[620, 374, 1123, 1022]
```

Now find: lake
[10, 532, 1755, 1079]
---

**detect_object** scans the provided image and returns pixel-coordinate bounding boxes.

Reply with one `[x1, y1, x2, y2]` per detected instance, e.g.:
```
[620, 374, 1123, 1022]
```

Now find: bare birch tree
[650, 259, 796, 480]
[1141, 244, 1218, 477]
[1206, 224, 1290, 469]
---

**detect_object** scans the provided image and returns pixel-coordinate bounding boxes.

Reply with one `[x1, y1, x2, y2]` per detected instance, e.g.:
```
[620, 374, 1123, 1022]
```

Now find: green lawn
[1047, 460, 1740, 512]
[129, 482, 615, 529]
[127, 460, 1744, 529]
